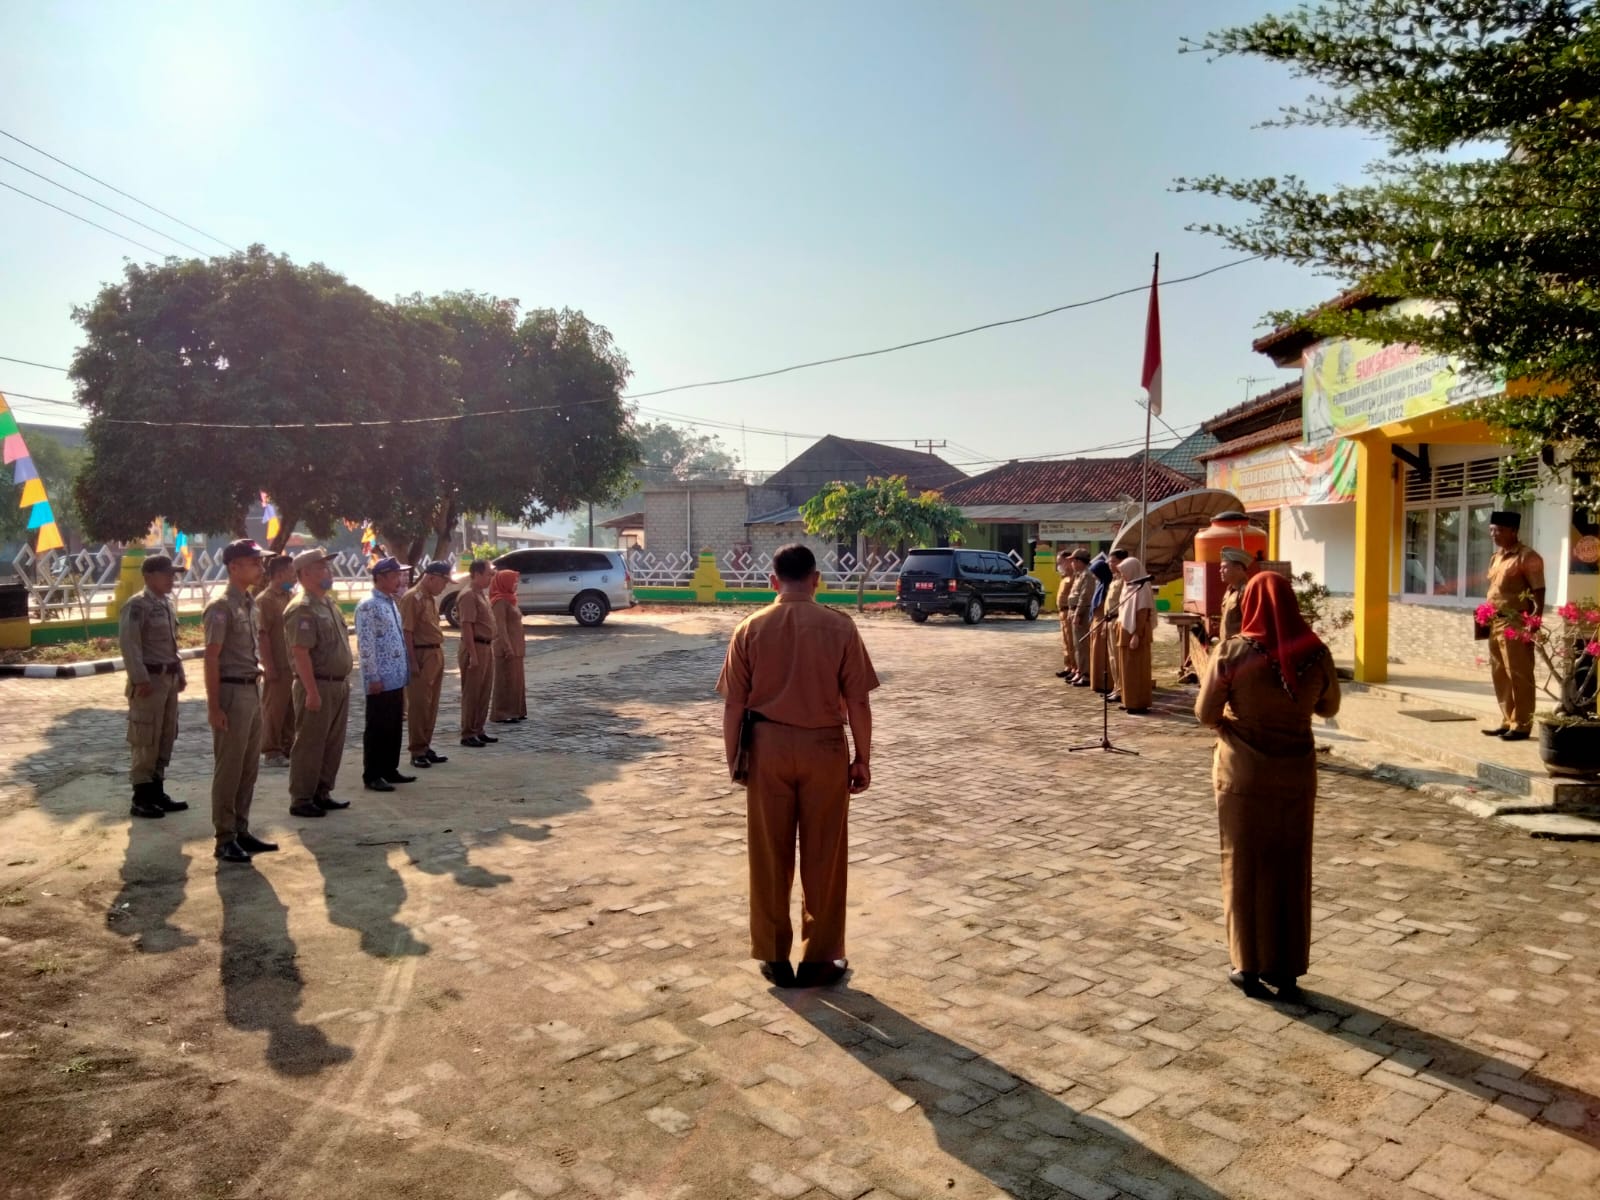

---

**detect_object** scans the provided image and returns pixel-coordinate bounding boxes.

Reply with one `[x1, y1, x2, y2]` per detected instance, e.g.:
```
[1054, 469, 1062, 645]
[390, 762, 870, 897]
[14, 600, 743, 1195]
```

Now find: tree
[799, 475, 967, 609]
[1179, 1, 1600, 503]
[634, 422, 738, 483]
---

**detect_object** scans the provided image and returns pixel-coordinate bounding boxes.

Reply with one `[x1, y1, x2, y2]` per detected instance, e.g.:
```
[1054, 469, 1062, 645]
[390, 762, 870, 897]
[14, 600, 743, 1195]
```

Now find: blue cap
[422, 561, 451, 578]
[370, 556, 403, 575]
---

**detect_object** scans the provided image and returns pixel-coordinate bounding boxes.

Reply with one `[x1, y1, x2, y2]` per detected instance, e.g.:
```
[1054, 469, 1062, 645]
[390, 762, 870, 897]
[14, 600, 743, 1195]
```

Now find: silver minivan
[441, 547, 635, 628]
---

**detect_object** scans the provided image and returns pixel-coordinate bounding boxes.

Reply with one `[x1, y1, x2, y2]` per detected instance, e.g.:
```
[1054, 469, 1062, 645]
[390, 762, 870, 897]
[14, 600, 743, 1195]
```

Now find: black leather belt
[415, 644, 443, 651]
[473, 637, 493, 645]
[220, 676, 259, 685]
[144, 662, 182, 675]
[314, 674, 347, 682]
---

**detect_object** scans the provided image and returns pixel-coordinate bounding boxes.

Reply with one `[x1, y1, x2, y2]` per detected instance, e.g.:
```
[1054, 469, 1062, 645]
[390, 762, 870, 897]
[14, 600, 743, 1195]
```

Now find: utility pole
[587, 500, 595, 547]
[914, 439, 948, 455]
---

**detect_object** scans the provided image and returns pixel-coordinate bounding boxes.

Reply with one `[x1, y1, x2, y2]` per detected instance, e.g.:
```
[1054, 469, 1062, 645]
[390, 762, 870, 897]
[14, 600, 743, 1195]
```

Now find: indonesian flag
[1141, 259, 1162, 416]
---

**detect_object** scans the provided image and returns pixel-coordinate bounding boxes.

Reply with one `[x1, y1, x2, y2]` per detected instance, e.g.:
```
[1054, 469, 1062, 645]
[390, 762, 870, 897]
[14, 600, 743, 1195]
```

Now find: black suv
[896, 548, 1045, 624]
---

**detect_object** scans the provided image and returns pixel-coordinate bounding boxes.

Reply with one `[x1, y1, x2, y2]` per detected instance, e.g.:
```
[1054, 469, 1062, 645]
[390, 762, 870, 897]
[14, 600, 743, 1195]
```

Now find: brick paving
[0, 609, 1597, 1200]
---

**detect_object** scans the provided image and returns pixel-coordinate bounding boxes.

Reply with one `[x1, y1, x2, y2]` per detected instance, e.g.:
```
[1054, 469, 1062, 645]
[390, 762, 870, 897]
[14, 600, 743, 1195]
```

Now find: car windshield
[902, 551, 954, 575]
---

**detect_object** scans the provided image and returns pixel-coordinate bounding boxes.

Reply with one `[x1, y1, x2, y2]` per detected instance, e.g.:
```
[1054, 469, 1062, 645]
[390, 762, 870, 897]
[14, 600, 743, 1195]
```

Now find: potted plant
[1475, 600, 1600, 776]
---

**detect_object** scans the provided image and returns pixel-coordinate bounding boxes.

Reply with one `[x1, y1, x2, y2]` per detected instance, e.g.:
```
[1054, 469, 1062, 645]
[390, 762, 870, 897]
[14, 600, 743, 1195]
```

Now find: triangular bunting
[13, 457, 38, 483]
[0, 410, 18, 438]
[2, 432, 26, 464]
[27, 501, 54, 530]
[33, 522, 64, 554]
[19, 478, 46, 506]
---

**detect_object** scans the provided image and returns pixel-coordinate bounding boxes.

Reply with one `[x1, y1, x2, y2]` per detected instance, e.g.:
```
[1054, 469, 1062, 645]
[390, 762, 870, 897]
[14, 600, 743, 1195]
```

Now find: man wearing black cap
[355, 557, 415, 792]
[1066, 548, 1094, 686]
[118, 553, 189, 820]
[285, 548, 354, 818]
[401, 561, 452, 769]
[203, 539, 276, 863]
[1484, 511, 1545, 741]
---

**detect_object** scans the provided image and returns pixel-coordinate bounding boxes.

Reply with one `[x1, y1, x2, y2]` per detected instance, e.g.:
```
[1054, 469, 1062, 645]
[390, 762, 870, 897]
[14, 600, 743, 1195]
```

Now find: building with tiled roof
[760, 435, 966, 505]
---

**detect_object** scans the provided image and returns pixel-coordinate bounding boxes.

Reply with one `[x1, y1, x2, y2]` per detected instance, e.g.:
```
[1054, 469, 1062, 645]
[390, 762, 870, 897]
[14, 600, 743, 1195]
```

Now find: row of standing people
[1053, 547, 1155, 713]
[118, 547, 532, 865]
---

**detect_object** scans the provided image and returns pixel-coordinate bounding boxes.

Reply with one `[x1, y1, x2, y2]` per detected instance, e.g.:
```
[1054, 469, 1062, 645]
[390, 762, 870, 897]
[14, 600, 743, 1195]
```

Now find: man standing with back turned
[717, 544, 878, 989]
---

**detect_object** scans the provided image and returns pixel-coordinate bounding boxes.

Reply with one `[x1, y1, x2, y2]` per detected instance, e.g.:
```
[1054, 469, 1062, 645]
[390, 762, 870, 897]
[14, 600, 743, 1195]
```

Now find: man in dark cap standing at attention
[355, 556, 415, 792]
[401, 561, 452, 770]
[1484, 511, 1544, 741]
[118, 553, 189, 820]
[285, 548, 354, 818]
[203, 539, 277, 863]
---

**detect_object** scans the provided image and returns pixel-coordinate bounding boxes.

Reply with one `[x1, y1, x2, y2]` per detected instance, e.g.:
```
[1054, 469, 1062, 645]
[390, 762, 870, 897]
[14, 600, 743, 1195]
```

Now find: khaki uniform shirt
[1218, 585, 1243, 641]
[203, 584, 262, 679]
[1103, 577, 1126, 626]
[400, 584, 444, 648]
[256, 587, 293, 672]
[456, 587, 492, 646]
[717, 594, 880, 728]
[285, 592, 353, 678]
[1068, 570, 1094, 624]
[1487, 542, 1545, 614]
[119, 587, 180, 686]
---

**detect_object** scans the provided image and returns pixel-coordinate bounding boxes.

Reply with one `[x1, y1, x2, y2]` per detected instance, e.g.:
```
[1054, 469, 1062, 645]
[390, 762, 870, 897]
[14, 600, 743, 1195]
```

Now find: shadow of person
[782, 985, 1228, 1200]
[217, 867, 352, 1077]
[106, 817, 197, 953]
[409, 820, 553, 889]
[1277, 989, 1600, 1150]
[297, 824, 429, 958]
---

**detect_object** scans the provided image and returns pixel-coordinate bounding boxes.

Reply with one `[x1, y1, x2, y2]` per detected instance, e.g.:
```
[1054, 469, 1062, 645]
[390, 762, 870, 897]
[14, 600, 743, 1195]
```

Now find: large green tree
[1180, 0, 1600, 501]
[800, 475, 966, 609]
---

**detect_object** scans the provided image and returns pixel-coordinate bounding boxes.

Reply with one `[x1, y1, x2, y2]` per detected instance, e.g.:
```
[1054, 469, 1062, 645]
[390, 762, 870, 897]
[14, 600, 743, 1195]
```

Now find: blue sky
[1, 0, 1374, 478]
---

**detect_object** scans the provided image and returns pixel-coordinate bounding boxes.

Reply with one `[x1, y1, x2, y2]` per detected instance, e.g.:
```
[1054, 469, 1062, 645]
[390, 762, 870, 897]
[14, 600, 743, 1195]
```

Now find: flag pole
[1139, 252, 1158, 566]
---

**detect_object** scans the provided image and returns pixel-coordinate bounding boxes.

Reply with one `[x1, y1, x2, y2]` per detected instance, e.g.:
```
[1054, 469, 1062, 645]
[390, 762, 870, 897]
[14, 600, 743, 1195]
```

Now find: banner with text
[1206, 439, 1356, 510]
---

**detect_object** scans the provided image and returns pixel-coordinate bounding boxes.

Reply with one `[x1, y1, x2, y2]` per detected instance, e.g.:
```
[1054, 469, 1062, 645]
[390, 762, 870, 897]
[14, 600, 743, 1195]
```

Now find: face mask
[279, 580, 295, 593]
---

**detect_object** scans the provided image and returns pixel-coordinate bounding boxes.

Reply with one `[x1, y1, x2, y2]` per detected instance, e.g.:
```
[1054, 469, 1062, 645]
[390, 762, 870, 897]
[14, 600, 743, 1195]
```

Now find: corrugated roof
[747, 506, 803, 526]
[599, 511, 645, 529]
[1196, 419, 1305, 463]
[1200, 380, 1302, 435]
[942, 457, 1197, 507]
[1153, 428, 1220, 480]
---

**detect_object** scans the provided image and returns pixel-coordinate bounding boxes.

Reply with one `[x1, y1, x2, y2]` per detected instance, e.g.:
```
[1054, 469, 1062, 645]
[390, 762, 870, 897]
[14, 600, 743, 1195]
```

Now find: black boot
[129, 781, 165, 820]
[152, 774, 188, 813]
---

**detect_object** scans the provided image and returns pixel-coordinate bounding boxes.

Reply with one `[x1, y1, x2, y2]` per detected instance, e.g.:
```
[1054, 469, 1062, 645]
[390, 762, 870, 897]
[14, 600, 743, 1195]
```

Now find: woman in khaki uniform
[1113, 556, 1155, 714]
[1195, 571, 1340, 1001]
[489, 569, 527, 722]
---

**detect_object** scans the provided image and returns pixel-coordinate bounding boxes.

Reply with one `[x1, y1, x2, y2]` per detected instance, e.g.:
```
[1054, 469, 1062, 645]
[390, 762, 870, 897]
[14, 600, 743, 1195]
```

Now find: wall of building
[641, 485, 785, 556]
[1280, 504, 1355, 593]
[747, 524, 836, 562]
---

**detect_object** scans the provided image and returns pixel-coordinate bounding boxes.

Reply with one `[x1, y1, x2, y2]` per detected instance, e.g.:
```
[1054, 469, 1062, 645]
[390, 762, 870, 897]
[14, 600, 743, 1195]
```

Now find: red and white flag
[1140, 259, 1162, 416]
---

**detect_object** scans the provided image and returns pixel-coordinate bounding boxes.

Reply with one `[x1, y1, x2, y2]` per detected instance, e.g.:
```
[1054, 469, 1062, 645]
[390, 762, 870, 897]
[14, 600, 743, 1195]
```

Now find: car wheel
[1023, 595, 1041, 621]
[441, 594, 460, 629]
[962, 596, 985, 625]
[573, 591, 610, 628]
[909, 609, 929, 624]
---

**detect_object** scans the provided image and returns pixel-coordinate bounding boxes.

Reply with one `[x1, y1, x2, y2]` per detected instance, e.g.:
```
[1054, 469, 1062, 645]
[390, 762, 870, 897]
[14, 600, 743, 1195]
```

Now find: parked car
[441, 547, 635, 629]
[896, 548, 1044, 624]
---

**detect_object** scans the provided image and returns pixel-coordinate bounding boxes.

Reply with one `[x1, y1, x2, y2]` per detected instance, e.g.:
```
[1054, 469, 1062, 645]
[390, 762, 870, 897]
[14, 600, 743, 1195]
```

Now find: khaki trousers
[260, 673, 295, 758]
[1490, 624, 1536, 731]
[1059, 609, 1076, 672]
[745, 723, 851, 964]
[1072, 617, 1091, 676]
[212, 682, 262, 842]
[126, 673, 180, 786]
[290, 678, 350, 802]
[407, 647, 445, 754]
[459, 654, 492, 739]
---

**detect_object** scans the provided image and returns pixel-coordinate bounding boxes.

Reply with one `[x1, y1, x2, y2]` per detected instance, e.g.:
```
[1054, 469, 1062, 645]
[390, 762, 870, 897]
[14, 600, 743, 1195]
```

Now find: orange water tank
[1192, 511, 1268, 564]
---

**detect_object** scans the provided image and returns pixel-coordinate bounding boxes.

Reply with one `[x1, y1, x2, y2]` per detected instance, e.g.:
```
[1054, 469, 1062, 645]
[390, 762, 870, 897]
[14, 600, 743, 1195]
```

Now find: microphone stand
[1069, 614, 1141, 757]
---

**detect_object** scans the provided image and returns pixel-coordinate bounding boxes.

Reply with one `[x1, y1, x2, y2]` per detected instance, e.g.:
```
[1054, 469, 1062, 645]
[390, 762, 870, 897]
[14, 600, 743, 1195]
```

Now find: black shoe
[236, 832, 279, 854]
[288, 802, 326, 819]
[1055, 670, 1071, 679]
[214, 839, 253, 864]
[1228, 969, 1270, 999]
[152, 777, 188, 812]
[795, 959, 849, 988]
[130, 798, 166, 819]
[1482, 725, 1509, 737]
[1501, 729, 1531, 742]
[382, 771, 417, 784]
[460, 736, 486, 748]
[760, 961, 797, 988]
[1107, 693, 1122, 704]
[425, 750, 449, 764]
[1073, 679, 1091, 688]
[492, 717, 517, 724]
[315, 795, 351, 810]
[363, 778, 396, 793]
[410, 756, 433, 769]
[478, 734, 499, 743]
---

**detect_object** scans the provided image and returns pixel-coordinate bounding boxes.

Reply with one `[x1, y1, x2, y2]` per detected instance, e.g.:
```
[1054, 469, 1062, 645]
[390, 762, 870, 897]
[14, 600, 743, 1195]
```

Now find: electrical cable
[0, 153, 211, 256]
[0, 179, 170, 257]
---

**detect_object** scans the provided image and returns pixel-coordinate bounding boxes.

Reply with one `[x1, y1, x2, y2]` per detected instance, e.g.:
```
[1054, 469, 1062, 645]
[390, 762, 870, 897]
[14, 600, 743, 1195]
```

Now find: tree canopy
[800, 475, 966, 608]
[1179, 0, 1600, 501]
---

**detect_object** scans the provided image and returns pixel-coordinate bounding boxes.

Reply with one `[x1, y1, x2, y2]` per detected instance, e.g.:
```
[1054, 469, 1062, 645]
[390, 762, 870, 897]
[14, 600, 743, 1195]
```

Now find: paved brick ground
[0, 609, 1597, 1200]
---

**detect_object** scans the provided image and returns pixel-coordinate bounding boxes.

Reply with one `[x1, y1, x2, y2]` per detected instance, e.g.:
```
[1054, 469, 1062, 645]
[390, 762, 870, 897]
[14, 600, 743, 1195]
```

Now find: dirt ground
[1, 605, 1596, 1200]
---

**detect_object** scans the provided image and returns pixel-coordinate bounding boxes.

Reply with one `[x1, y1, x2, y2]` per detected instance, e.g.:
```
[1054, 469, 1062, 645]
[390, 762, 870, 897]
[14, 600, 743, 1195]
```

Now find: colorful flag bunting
[2, 432, 25, 464]
[34, 523, 63, 554]
[0, 409, 18, 438]
[0, 391, 67, 557]
[27, 501, 54, 530]
[13, 457, 38, 483]
[19, 477, 46, 506]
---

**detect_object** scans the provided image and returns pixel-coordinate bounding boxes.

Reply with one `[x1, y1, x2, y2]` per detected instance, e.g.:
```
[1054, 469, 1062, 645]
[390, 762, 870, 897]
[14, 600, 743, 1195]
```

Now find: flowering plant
[1476, 597, 1600, 720]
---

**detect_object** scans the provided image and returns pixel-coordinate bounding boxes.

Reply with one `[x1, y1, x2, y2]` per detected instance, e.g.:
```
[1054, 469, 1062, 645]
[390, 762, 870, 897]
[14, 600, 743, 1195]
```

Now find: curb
[0, 647, 205, 680]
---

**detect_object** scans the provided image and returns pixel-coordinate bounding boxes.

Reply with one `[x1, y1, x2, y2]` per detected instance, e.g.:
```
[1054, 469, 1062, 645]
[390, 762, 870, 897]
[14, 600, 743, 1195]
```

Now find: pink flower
[1559, 602, 1581, 621]
[1503, 628, 1522, 642]
[1587, 640, 1600, 658]
[1523, 613, 1544, 632]
[1587, 610, 1600, 625]
[1474, 603, 1497, 626]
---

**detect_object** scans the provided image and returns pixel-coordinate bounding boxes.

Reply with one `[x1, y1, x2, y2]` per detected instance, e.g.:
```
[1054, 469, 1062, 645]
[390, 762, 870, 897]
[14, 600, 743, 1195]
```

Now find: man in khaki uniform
[1191, 546, 1253, 681]
[402, 561, 452, 769]
[1067, 548, 1094, 687]
[717, 544, 878, 990]
[456, 561, 496, 748]
[203, 539, 277, 863]
[118, 554, 189, 820]
[256, 554, 297, 769]
[1484, 511, 1545, 741]
[285, 548, 355, 817]
[1054, 550, 1079, 680]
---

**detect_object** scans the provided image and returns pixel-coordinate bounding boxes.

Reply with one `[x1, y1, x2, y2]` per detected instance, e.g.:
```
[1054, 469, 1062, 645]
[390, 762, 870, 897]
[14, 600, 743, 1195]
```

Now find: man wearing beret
[401, 561, 452, 770]
[118, 553, 189, 820]
[203, 539, 277, 863]
[285, 548, 354, 818]
[355, 557, 416, 792]
[1484, 511, 1544, 741]
[1191, 546, 1254, 681]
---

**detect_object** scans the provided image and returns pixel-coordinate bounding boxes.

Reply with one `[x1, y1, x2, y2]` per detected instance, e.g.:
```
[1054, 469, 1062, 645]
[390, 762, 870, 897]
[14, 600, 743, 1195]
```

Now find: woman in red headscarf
[1195, 570, 1340, 1000]
[489, 569, 527, 723]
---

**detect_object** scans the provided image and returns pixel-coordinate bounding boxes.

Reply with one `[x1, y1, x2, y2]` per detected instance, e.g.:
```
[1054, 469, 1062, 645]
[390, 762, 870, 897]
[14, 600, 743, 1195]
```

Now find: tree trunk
[269, 509, 297, 553]
[855, 530, 866, 612]
[405, 533, 428, 568]
[430, 498, 460, 564]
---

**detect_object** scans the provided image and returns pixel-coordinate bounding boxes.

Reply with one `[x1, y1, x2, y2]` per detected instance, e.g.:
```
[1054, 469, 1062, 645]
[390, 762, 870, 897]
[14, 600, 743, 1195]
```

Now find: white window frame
[1400, 455, 1534, 607]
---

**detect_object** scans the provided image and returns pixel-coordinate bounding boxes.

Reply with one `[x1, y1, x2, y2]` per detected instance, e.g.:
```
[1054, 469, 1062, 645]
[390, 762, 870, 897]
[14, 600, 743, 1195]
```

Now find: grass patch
[55, 1056, 93, 1075]
[0, 894, 27, 907]
[30, 955, 63, 976]
[0, 626, 205, 667]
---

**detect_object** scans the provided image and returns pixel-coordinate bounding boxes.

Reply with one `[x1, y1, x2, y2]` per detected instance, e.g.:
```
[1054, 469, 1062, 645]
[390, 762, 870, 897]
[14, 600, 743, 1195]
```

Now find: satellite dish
[1112, 488, 1246, 585]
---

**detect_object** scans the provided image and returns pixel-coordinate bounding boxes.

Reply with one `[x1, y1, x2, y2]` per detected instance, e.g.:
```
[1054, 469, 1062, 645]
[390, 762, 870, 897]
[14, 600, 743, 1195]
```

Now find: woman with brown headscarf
[1113, 556, 1155, 714]
[1195, 571, 1340, 1000]
[489, 569, 527, 723]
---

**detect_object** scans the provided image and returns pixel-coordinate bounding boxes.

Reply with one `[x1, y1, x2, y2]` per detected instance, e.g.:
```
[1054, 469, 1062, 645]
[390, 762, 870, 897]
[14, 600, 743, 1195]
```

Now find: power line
[0, 388, 84, 411]
[0, 179, 170, 257]
[0, 354, 68, 372]
[620, 255, 1264, 401]
[0, 153, 211, 256]
[0, 127, 240, 253]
